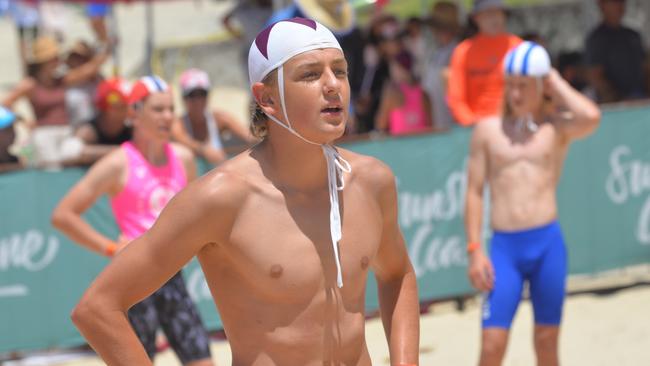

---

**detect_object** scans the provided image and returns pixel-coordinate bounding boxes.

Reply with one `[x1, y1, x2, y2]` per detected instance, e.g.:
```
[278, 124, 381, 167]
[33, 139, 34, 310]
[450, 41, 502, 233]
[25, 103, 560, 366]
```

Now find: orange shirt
[448, 33, 522, 126]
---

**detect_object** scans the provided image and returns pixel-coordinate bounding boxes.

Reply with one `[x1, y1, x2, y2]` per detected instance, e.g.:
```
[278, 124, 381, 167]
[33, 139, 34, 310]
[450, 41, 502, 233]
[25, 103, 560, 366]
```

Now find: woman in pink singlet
[52, 76, 214, 366]
[375, 50, 433, 136]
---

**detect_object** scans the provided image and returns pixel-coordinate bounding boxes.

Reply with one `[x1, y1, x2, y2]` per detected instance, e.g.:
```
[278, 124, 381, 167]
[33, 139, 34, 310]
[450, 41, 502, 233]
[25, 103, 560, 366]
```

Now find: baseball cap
[179, 68, 211, 97]
[95, 77, 131, 111]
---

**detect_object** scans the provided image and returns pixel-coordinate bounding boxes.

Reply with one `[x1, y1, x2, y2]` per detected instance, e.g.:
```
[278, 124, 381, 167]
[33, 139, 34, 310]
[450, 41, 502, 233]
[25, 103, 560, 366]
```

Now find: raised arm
[464, 123, 494, 291]
[370, 160, 419, 365]
[51, 150, 124, 256]
[63, 42, 112, 87]
[1, 78, 35, 108]
[546, 68, 601, 141]
[71, 171, 241, 365]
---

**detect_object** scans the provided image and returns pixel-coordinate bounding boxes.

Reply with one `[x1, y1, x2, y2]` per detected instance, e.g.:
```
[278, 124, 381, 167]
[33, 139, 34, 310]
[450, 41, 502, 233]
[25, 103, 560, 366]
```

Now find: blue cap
[0, 106, 16, 129]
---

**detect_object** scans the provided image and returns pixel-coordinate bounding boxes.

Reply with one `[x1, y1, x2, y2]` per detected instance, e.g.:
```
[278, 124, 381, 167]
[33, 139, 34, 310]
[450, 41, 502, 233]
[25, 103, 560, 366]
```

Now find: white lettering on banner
[0, 284, 29, 297]
[605, 145, 650, 245]
[399, 163, 466, 230]
[637, 197, 650, 244]
[0, 230, 59, 272]
[187, 267, 212, 303]
[408, 223, 467, 277]
[399, 161, 468, 278]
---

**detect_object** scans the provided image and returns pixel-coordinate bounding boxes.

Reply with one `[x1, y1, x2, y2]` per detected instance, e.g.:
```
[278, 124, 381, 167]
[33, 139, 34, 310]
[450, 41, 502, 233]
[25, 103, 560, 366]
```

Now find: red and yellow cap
[95, 77, 131, 111]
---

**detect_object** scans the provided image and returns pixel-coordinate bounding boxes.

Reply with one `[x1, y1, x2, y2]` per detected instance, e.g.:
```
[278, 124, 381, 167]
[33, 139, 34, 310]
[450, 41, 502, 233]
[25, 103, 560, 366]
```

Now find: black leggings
[128, 272, 212, 364]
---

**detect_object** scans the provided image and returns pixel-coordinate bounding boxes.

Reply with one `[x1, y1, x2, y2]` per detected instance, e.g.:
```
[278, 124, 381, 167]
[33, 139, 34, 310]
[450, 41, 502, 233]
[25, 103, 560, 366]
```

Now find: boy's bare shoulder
[188, 150, 262, 210]
[338, 148, 395, 190]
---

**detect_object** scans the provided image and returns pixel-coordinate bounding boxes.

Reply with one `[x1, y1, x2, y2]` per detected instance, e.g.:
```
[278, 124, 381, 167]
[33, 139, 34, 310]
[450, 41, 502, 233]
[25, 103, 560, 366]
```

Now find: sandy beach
[30, 283, 645, 366]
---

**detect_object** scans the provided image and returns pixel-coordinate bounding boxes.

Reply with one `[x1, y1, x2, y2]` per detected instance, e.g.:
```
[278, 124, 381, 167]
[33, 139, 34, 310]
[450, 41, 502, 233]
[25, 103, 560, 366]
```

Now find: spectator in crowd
[172, 68, 255, 166]
[356, 15, 400, 133]
[65, 40, 105, 127]
[585, 0, 647, 103]
[402, 16, 426, 79]
[74, 77, 132, 164]
[6, 0, 40, 75]
[1, 36, 111, 168]
[0, 106, 22, 173]
[447, 0, 521, 126]
[557, 50, 592, 97]
[422, 0, 461, 130]
[522, 32, 547, 49]
[86, 2, 111, 44]
[222, 0, 273, 64]
[375, 50, 432, 135]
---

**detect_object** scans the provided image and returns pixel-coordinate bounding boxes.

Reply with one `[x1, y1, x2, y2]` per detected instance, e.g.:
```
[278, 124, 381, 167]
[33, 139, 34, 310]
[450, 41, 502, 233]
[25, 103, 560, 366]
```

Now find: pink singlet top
[388, 83, 428, 135]
[110, 142, 187, 240]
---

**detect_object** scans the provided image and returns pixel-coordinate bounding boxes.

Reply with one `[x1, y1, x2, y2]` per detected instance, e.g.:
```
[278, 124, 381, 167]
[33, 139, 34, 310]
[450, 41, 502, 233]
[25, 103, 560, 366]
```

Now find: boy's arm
[71, 171, 243, 365]
[371, 161, 420, 365]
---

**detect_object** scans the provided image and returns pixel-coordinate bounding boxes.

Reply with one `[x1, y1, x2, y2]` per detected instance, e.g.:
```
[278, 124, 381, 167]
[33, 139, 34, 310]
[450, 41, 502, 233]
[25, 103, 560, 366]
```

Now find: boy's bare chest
[488, 124, 560, 170]
[223, 185, 383, 296]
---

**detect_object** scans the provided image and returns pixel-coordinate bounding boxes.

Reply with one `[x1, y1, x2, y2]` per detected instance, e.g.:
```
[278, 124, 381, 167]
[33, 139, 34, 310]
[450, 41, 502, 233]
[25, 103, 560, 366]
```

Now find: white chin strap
[264, 65, 351, 288]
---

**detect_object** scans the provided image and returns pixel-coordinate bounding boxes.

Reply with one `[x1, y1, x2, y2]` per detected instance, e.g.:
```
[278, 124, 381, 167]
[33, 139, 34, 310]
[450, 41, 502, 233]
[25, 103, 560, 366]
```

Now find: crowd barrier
[1, 104, 649, 352]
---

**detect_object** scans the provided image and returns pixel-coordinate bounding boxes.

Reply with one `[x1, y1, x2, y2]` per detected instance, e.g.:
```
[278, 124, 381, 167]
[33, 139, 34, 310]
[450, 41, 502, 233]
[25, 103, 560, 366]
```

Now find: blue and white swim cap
[503, 41, 551, 78]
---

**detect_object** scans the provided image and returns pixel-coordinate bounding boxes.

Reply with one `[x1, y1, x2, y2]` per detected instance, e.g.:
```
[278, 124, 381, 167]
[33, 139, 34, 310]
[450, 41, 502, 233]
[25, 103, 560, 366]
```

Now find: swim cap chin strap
[264, 64, 351, 288]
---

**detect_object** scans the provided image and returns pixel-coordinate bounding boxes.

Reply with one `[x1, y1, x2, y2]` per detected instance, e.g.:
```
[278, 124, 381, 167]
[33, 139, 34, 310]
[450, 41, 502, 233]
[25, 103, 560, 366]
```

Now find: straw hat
[294, 0, 355, 34]
[27, 36, 60, 64]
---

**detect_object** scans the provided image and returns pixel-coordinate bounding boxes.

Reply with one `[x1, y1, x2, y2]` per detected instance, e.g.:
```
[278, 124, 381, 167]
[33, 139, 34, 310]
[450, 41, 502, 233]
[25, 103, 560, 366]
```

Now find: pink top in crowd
[110, 141, 187, 240]
[389, 83, 428, 135]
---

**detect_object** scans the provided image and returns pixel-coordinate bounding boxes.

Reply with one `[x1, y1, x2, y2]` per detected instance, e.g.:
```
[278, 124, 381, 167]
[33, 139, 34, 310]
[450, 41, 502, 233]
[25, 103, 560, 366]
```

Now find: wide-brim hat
[27, 36, 60, 64]
[471, 0, 507, 15]
[295, 0, 355, 34]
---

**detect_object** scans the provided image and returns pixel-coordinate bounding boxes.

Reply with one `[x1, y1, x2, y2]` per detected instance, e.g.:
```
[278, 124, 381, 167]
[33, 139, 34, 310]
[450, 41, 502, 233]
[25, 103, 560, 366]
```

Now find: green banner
[1, 105, 649, 352]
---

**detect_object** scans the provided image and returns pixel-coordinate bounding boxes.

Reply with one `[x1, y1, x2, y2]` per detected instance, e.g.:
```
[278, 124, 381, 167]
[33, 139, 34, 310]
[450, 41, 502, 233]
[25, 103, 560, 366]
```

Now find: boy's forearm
[72, 302, 152, 365]
[379, 269, 420, 365]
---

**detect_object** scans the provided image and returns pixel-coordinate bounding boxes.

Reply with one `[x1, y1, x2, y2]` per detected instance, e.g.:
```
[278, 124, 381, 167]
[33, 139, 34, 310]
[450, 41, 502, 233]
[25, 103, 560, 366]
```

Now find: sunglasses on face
[184, 89, 208, 99]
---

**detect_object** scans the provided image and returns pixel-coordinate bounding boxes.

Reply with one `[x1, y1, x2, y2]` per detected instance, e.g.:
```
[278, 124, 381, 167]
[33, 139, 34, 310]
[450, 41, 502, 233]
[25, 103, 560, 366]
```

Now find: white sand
[49, 284, 650, 366]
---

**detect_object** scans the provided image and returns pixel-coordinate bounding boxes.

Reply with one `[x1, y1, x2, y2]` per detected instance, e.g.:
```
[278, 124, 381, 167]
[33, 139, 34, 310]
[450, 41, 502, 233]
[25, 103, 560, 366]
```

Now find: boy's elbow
[70, 298, 95, 329]
[50, 206, 69, 230]
[587, 107, 601, 127]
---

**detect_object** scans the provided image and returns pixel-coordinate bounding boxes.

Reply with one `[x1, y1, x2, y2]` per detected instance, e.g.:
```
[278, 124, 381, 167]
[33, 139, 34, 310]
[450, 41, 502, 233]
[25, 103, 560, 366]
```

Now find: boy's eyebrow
[296, 58, 348, 69]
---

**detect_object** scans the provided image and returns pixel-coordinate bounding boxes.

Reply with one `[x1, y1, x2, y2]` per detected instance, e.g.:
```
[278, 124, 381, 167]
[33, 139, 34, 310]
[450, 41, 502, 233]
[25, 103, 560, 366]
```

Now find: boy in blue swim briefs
[464, 40, 601, 366]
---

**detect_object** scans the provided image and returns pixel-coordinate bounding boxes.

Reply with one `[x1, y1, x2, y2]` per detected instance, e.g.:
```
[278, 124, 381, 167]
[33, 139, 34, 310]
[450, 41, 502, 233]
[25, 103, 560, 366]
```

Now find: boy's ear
[252, 82, 276, 114]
